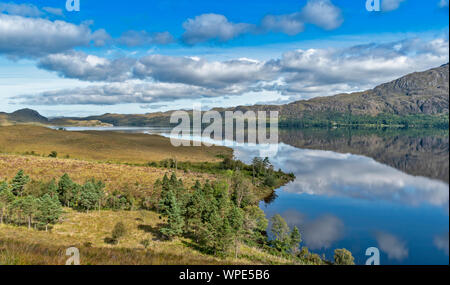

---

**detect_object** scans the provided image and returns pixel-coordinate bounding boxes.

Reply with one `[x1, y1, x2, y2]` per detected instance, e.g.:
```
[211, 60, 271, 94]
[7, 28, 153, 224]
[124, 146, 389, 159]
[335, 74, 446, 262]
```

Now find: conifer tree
[0, 182, 14, 224]
[289, 226, 302, 254]
[228, 205, 244, 258]
[58, 173, 75, 206]
[270, 214, 291, 252]
[36, 194, 62, 231]
[11, 170, 29, 196]
[160, 190, 184, 239]
[20, 196, 38, 229]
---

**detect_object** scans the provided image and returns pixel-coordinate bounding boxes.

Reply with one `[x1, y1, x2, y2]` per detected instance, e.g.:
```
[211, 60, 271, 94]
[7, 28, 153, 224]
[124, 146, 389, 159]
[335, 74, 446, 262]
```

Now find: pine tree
[11, 170, 30, 196]
[184, 184, 207, 236]
[160, 190, 184, 239]
[36, 194, 62, 231]
[242, 205, 268, 245]
[46, 179, 58, 198]
[75, 180, 104, 212]
[58, 173, 75, 206]
[228, 205, 244, 258]
[20, 196, 38, 229]
[289, 226, 302, 254]
[270, 214, 291, 252]
[0, 182, 14, 224]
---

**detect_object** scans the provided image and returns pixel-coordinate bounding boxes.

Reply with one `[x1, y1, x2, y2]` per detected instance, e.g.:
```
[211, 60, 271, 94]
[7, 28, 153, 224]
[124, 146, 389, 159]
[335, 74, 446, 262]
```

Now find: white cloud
[134, 55, 274, 89]
[182, 14, 254, 44]
[0, 2, 42, 17]
[300, 0, 343, 30]
[0, 14, 110, 58]
[37, 51, 135, 82]
[42, 7, 64, 16]
[15, 37, 450, 106]
[381, 0, 406, 12]
[259, 0, 343, 36]
[15, 81, 230, 105]
[261, 13, 304, 35]
[375, 232, 409, 260]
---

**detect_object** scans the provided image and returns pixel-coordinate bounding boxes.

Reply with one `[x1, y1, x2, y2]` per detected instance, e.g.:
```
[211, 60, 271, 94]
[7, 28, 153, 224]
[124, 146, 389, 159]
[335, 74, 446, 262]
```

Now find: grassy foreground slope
[0, 125, 230, 163]
[0, 209, 294, 265]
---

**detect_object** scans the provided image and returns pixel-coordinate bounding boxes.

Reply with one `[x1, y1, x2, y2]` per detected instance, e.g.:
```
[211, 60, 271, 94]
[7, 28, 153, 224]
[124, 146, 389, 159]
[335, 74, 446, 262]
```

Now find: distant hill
[0, 108, 48, 125]
[279, 63, 449, 117]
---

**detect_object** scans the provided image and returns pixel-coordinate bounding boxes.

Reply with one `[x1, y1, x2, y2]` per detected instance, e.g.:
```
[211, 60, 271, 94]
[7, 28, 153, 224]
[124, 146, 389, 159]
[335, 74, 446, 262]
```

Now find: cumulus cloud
[14, 81, 230, 105]
[433, 232, 449, 255]
[381, 0, 406, 12]
[261, 13, 304, 35]
[255, 0, 343, 37]
[182, 13, 254, 44]
[0, 14, 110, 58]
[17, 37, 450, 106]
[0, 2, 63, 17]
[375, 232, 409, 260]
[134, 55, 275, 89]
[0, 2, 42, 17]
[118, 30, 175, 46]
[300, 0, 343, 30]
[37, 51, 135, 82]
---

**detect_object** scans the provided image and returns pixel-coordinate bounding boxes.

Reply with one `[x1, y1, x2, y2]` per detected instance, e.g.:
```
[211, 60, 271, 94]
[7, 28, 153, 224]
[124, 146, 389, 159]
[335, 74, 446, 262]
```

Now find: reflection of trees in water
[279, 128, 449, 183]
[263, 191, 278, 205]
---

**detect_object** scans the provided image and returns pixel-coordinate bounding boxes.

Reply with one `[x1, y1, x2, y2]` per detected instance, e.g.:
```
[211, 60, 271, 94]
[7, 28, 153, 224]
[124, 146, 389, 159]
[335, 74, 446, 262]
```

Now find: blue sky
[0, 0, 449, 116]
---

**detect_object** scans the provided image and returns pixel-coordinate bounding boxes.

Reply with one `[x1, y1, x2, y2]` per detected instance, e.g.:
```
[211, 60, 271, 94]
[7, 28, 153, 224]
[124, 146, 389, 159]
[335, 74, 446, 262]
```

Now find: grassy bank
[0, 125, 231, 164]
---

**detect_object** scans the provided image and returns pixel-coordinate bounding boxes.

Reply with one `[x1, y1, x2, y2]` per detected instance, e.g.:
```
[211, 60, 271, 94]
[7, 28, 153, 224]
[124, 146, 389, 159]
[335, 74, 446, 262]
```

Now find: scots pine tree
[160, 190, 184, 239]
[11, 170, 29, 196]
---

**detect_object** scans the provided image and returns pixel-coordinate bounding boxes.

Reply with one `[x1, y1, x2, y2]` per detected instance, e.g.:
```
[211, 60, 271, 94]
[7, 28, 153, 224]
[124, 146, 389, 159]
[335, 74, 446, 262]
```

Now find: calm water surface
[54, 126, 449, 265]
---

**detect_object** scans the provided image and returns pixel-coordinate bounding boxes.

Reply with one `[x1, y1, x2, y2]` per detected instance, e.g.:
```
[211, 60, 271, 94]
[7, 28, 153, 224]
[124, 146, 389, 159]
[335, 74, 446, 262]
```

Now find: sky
[0, 0, 449, 117]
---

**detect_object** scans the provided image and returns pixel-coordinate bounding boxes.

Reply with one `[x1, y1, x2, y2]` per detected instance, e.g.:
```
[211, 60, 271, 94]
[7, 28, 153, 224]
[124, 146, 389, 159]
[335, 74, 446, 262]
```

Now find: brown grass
[0, 125, 231, 164]
[0, 209, 293, 265]
[0, 154, 216, 197]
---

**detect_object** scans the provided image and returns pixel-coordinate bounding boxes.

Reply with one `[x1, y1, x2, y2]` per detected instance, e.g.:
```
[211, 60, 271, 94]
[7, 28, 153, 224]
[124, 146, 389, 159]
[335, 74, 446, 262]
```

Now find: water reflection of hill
[279, 128, 449, 183]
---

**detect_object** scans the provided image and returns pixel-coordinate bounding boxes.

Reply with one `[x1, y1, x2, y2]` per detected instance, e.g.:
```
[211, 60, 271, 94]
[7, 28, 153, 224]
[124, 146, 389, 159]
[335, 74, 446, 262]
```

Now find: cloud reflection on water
[278, 209, 345, 250]
[235, 143, 449, 209]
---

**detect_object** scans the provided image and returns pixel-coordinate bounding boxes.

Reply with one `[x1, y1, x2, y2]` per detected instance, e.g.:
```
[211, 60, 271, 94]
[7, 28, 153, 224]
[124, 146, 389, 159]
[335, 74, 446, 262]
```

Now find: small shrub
[48, 151, 58, 158]
[111, 222, 127, 243]
[334, 248, 355, 265]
